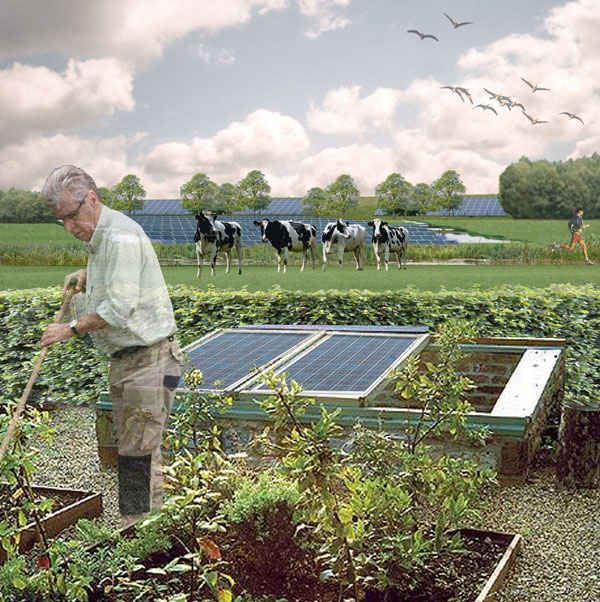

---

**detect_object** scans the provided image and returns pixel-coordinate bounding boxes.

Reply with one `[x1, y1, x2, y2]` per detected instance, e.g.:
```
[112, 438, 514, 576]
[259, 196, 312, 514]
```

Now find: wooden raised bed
[463, 528, 523, 602]
[0, 485, 103, 563]
[80, 523, 522, 601]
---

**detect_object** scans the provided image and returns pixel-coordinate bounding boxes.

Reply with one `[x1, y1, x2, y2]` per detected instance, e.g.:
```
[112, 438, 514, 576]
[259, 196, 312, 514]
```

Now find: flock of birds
[407, 13, 585, 127]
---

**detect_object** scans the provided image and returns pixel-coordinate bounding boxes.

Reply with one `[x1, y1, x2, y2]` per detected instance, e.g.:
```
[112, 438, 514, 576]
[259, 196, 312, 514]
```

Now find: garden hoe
[0, 277, 78, 464]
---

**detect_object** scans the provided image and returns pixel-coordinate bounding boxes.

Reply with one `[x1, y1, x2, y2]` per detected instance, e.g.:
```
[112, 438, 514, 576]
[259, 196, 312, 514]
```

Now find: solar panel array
[184, 330, 313, 390]
[253, 333, 416, 393]
[130, 215, 458, 245]
[181, 327, 429, 399]
[233, 197, 305, 215]
[375, 196, 506, 218]
[131, 199, 189, 215]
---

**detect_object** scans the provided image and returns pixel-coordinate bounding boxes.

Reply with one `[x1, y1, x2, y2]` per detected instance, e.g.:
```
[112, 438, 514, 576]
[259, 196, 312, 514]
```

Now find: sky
[0, 0, 598, 198]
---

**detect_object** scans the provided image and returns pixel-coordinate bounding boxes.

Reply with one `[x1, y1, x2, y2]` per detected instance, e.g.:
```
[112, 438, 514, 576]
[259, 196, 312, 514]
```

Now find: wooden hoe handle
[0, 278, 79, 464]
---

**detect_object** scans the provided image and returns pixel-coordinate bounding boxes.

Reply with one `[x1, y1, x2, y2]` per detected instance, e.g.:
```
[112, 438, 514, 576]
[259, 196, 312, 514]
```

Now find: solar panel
[182, 329, 317, 390]
[375, 196, 506, 218]
[129, 215, 458, 246]
[252, 332, 425, 395]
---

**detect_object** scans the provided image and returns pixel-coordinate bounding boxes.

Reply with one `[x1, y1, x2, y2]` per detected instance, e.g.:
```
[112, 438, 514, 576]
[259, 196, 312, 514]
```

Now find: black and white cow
[194, 210, 242, 277]
[253, 218, 317, 273]
[321, 219, 366, 271]
[367, 219, 409, 271]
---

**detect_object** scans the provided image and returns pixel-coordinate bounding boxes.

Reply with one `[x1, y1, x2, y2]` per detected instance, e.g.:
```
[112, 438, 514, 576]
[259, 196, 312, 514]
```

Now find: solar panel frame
[180, 328, 326, 392]
[246, 331, 429, 401]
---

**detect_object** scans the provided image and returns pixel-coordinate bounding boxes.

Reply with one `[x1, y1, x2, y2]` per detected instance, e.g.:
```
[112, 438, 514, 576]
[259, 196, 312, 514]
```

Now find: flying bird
[503, 97, 526, 111]
[473, 104, 498, 115]
[441, 86, 465, 102]
[484, 88, 505, 101]
[456, 86, 473, 104]
[559, 112, 584, 124]
[444, 13, 473, 28]
[407, 29, 439, 41]
[520, 78, 550, 92]
[522, 111, 547, 125]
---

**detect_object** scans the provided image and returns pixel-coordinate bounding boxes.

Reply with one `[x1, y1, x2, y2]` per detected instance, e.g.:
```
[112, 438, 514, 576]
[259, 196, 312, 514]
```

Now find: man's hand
[41, 323, 74, 347]
[63, 269, 87, 296]
[583, 224, 590, 229]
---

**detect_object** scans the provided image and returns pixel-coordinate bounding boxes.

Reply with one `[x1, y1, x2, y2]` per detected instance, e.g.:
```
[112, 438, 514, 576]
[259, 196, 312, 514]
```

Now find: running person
[552, 207, 593, 264]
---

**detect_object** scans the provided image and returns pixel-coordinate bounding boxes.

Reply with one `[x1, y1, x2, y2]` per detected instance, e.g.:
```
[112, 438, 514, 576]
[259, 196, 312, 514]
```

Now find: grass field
[2, 264, 598, 292]
[417, 217, 600, 244]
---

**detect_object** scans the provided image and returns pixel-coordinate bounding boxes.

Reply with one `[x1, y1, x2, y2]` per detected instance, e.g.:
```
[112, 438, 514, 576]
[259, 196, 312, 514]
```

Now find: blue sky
[0, 0, 596, 197]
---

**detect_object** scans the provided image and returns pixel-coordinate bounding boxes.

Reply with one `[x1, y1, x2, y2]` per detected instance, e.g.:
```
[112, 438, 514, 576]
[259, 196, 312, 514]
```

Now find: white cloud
[297, 0, 351, 38]
[0, 59, 135, 145]
[0, 0, 289, 68]
[144, 109, 310, 183]
[196, 44, 236, 65]
[307, 86, 403, 134]
[0, 134, 140, 193]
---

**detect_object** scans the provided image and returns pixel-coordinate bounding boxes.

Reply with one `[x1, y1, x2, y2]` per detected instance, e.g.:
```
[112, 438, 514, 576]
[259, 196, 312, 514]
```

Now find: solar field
[131, 215, 458, 245]
[374, 195, 506, 217]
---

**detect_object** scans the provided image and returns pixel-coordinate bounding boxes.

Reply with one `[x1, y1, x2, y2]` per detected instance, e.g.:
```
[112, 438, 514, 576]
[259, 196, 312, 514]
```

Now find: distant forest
[499, 154, 600, 218]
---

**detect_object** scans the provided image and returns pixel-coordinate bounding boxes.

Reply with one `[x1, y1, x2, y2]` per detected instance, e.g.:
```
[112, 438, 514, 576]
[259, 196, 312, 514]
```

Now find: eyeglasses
[56, 193, 89, 226]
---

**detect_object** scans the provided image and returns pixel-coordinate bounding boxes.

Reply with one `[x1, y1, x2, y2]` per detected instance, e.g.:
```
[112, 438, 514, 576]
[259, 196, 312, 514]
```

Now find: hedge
[0, 285, 598, 407]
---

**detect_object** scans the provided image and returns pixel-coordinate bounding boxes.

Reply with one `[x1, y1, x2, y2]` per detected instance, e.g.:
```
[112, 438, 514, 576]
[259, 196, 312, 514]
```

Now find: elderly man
[40, 165, 182, 528]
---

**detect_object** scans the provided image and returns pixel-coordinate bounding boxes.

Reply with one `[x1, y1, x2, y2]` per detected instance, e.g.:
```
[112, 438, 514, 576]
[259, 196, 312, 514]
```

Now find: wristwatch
[69, 319, 81, 336]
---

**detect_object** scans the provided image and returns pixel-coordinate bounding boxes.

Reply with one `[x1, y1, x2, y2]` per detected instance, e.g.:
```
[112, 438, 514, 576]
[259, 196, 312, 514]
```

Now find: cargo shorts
[109, 336, 182, 518]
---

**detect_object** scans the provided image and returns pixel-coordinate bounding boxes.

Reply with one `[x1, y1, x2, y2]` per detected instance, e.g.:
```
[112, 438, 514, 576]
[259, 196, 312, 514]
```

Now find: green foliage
[252, 323, 495, 596]
[181, 173, 219, 214]
[326, 174, 360, 218]
[375, 173, 413, 217]
[221, 470, 300, 539]
[0, 285, 598, 409]
[237, 170, 271, 215]
[411, 183, 435, 216]
[110, 174, 147, 214]
[499, 154, 600, 218]
[431, 170, 466, 216]
[215, 182, 241, 214]
[0, 188, 55, 223]
[302, 186, 329, 217]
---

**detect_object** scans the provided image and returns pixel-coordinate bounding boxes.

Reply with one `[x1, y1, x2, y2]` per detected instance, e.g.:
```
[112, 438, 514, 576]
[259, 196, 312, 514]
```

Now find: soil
[87, 506, 508, 602]
[0, 484, 85, 525]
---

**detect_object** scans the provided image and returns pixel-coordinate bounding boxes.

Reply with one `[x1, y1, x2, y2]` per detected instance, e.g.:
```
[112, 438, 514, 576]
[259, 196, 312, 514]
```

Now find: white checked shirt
[75, 205, 177, 356]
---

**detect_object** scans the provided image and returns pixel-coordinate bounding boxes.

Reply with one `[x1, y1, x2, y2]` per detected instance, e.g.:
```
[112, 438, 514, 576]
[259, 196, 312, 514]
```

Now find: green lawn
[0, 223, 82, 245]
[416, 217, 600, 244]
[2, 264, 598, 292]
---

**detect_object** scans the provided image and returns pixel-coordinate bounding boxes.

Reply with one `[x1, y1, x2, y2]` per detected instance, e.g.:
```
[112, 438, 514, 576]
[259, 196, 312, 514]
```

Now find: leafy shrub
[0, 285, 598, 408]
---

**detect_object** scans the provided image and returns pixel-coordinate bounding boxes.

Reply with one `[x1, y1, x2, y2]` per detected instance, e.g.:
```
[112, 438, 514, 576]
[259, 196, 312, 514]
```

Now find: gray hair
[42, 165, 99, 210]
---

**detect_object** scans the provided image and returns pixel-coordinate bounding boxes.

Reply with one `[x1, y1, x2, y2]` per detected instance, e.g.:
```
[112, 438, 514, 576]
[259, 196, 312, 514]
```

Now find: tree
[214, 182, 240, 214]
[326, 174, 360, 218]
[111, 174, 146, 214]
[410, 183, 435, 216]
[98, 186, 116, 208]
[237, 170, 271, 215]
[180, 173, 218, 214]
[431, 170, 466, 216]
[375, 173, 413, 217]
[302, 187, 329, 217]
[0, 188, 54, 223]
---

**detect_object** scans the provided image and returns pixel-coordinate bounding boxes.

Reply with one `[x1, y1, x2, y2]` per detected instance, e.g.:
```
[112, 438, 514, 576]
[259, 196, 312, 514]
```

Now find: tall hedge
[499, 154, 600, 218]
[0, 285, 598, 406]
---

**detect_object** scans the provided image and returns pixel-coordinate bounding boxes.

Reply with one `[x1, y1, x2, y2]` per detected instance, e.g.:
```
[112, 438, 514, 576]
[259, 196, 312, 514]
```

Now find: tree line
[0, 168, 467, 223]
[499, 154, 600, 218]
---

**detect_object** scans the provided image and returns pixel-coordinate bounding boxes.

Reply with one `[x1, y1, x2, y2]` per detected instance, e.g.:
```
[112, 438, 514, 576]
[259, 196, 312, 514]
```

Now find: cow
[194, 210, 242, 277]
[321, 219, 366, 271]
[253, 218, 317, 273]
[367, 219, 409, 271]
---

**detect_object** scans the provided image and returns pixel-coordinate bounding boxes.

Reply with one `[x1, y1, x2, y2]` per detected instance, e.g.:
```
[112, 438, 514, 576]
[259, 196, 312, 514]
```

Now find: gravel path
[33, 404, 600, 601]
